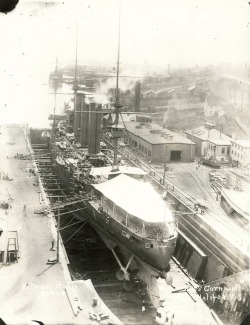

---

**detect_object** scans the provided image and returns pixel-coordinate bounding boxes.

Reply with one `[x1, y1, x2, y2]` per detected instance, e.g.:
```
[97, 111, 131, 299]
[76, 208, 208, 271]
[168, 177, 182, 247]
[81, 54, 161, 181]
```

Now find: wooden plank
[44, 188, 63, 190]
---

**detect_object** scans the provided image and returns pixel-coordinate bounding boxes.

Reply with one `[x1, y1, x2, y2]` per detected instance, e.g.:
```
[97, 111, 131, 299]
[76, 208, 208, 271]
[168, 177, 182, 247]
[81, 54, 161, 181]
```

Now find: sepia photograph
[0, 0, 249, 324]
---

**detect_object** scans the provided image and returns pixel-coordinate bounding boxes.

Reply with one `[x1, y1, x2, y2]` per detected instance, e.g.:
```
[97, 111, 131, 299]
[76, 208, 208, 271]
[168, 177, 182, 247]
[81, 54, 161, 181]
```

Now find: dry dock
[0, 124, 219, 324]
[0, 124, 120, 324]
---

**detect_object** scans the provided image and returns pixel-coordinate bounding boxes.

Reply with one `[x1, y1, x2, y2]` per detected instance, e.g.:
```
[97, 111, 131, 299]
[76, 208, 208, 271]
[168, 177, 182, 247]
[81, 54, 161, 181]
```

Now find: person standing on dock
[51, 238, 55, 251]
[142, 300, 146, 312]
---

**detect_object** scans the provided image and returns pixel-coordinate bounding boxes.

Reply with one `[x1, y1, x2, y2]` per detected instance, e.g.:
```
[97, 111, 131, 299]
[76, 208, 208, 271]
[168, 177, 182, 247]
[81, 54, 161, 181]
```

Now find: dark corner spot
[0, 318, 7, 325]
[0, 0, 19, 14]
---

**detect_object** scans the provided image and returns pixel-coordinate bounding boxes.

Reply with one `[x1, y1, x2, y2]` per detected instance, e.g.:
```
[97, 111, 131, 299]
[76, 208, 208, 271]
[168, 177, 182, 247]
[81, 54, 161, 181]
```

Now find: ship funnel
[73, 93, 84, 141]
[88, 102, 102, 155]
[80, 97, 89, 147]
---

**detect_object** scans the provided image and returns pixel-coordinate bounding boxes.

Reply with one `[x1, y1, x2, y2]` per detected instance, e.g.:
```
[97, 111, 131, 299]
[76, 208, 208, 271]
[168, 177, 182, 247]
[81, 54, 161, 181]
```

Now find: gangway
[34, 195, 86, 214]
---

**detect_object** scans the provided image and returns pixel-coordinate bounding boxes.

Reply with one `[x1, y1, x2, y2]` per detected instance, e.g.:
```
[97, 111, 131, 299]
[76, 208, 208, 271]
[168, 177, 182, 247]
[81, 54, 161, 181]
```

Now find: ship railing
[100, 201, 174, 241]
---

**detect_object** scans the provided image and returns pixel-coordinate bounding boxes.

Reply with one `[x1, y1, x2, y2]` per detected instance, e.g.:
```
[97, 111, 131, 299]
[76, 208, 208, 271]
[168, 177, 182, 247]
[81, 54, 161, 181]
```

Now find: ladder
[7, 231, 19, 263]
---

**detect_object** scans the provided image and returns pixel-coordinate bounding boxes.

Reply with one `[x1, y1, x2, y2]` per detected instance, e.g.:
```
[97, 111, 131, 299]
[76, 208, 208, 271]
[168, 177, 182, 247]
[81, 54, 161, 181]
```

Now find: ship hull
[73, 198, 176, 273]
[54, 161, 177, 273]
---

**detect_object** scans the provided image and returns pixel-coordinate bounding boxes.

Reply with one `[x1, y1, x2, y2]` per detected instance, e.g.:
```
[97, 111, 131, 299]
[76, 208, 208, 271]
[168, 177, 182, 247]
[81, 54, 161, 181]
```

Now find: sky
[0, 0, 250, 126]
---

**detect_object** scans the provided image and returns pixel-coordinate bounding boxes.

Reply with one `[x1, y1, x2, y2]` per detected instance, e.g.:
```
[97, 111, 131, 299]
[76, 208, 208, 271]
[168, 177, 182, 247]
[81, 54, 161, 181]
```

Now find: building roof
[221, 188, 250, 221]
[188, 85, 196, 91]
[124, 121, 194, 145]
[185, 125, 231, 142]
[93, 174, 174, 223]
[208, 139, 231, 146]
[231, 140, 250, 148]
[206, 94, 227, 106]
[119, 113, 152, 122]
[156, 87, 181, 95]
[142, 90, 157, 95]
[168, 89, 180, 94]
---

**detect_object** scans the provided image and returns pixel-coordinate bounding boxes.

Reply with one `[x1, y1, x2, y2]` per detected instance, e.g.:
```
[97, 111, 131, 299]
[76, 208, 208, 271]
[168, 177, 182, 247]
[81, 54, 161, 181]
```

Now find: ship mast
[73, 20, 80, 140]
[112, 5, 122, 171]
[53, 54, 59, 136]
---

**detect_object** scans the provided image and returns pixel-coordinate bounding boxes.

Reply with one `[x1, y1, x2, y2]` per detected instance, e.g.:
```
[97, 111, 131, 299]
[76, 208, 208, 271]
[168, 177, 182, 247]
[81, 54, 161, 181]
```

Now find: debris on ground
[0, 201, 11, 209]
[0, 172, 13, 181]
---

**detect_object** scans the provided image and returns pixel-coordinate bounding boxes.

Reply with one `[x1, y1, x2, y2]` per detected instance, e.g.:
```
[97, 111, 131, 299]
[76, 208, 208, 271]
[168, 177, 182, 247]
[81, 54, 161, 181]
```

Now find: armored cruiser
[45, 13, 178, 298]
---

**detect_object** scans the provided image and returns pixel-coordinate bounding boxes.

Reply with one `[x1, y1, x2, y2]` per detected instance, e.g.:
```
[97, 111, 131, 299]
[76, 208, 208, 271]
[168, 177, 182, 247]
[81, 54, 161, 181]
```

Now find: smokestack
[134, 81, 141, 112]
[88, 102, 102, 155]
[80, 98, 89, 147]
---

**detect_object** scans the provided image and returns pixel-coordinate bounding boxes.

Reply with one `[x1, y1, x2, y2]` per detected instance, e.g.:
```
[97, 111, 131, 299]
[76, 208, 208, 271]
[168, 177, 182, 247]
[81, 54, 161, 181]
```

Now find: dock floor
[0, 125, 91, 324]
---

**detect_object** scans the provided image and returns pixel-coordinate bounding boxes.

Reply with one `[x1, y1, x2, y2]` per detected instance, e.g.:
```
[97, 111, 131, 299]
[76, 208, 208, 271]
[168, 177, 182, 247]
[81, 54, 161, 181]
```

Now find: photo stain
[0, 0, 19, 14]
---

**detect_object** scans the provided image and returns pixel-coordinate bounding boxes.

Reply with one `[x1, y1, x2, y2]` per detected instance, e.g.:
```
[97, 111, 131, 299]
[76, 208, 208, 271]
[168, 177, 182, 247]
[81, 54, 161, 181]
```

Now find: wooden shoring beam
[44, 188, 63, 190]
[47, 195, 66, 198]
[37, 164, 52, 167]
[42, 181, 60, 184]
[39, 173, 55, 176]
[40, 174, 56, 176]
[41, 178, 58, 181]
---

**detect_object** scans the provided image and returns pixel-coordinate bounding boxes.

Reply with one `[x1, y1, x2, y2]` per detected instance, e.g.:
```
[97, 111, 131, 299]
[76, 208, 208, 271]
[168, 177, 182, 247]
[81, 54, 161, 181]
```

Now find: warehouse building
[123, 121, 195, 163]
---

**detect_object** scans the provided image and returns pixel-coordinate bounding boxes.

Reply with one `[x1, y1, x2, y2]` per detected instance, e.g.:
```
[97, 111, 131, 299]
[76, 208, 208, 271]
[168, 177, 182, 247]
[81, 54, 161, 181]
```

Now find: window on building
[232, 150, 234, 155]
[221, 148, 225, 154]
[148, 150, 151, 157]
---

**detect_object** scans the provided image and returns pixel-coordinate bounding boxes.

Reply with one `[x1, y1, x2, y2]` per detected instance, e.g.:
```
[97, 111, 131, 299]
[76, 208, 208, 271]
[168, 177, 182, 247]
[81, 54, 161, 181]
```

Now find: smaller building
[204, 94, 230, 117]
[156, 88, 181, 99]
[141, 90, 157, 98]
[230, 140, 250, 168]
[185, 122, 232, 158]
[205, 139, 231, 162]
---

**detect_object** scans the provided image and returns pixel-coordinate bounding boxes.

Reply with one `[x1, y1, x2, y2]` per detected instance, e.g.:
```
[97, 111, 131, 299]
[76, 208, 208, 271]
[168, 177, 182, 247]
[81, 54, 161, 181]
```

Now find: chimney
[204, 122, 215, 130]
[134, 81, 141, 112]
[73, 93, 83, 141]
[80, 97, 89, 147]
[88, 102, 102, 155]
